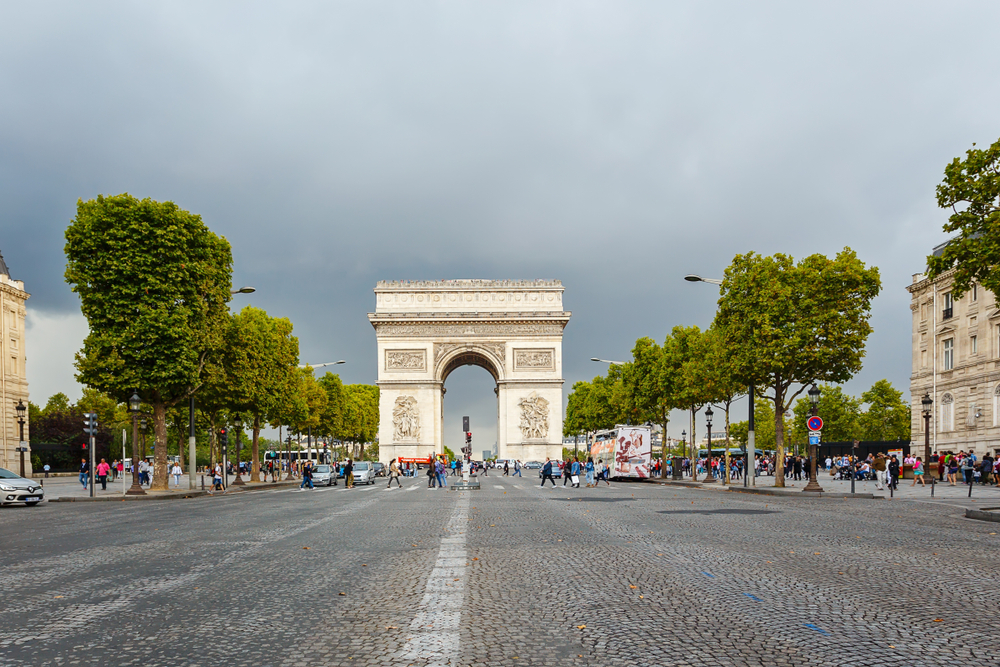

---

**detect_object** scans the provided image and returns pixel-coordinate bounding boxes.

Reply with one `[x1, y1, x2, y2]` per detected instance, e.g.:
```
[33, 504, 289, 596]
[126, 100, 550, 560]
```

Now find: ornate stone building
[908, 256, 1000, 456]
[369, 280, 570, 463]
[0, 251, 30, 473]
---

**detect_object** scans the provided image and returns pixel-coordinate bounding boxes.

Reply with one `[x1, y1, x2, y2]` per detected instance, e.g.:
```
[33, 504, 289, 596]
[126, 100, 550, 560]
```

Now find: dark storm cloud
[3, 1, 999, 441]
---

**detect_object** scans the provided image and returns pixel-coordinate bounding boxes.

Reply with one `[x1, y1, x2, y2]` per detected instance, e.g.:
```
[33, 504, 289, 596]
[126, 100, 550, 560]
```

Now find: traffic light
[465, 431, 472, 445]
[83, 412, 98, 437]
[219, 428, 228, 448]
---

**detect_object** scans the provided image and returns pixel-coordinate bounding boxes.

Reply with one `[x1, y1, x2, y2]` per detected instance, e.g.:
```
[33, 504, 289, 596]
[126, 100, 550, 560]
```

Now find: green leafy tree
[791, 385, 861, 452]
[730, 399, 786, 455]
[714, 249, 881, 486]
[859, 379, 910, 441]
[926, 137, 1000, 298]
[623, 337, 679, 475]
[225, 306, 300, 481]
[661, 325, 719, 462]
[340, 384, 379, 459]
[65, 194, 232, 490]
[563, 380, 591, 438]
[317, 372, 345, 442]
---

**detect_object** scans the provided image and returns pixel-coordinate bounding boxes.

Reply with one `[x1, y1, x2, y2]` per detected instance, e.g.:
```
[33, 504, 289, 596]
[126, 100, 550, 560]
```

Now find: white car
[352, 461, 375, 485]
[0, 467, 44, 506]
[312, 464, 337, 486]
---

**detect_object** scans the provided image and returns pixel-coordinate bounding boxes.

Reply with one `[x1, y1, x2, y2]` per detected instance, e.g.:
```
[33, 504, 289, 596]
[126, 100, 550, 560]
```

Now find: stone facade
[369, 280, 570, 463]
[908, 267, 1000, 456]
[0, 256, 30, 474]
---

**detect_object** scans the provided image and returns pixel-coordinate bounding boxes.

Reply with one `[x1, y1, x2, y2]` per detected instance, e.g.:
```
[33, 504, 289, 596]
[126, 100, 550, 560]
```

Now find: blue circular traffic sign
[807, 416, 823, 431]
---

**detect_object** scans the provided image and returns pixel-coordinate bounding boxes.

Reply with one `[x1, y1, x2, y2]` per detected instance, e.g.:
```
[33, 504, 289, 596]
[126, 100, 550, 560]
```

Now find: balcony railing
[942, 307, 953, 320]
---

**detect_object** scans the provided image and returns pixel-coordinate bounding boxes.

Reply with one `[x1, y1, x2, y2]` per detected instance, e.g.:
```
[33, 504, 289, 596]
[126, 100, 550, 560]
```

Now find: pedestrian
[503, 460, 509, 476]
[540, 458, 556, 487]
[585, 457, 595, 487]
[345, 459, 355, 488]
[947, 456, 959, 485]
[599, 458, 610, 485]
[96, 458, 110, 490]
[300, 461, 314, 490]
[571, 457, 581, 488]
[563, 458, 573, 486]
[388, 458, 402, 488]
[911, 457, 926, 486]
[212, 465, 224, 493]
[888, 455, 900, 490]
[514, 460, 521, 477]
[43, 463, 50, 478]
[937, 455, 946, 482]
[427, 462, 437, 488]
[171, 462, 183, 487]
[873, 454, 887, 490]
[79, 458, 89, 489]
[436, 459, 447, 488]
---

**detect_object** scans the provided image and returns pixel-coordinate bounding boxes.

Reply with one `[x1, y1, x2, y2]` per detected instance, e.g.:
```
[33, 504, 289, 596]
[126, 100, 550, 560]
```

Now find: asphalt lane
[1, 474, 997, 666]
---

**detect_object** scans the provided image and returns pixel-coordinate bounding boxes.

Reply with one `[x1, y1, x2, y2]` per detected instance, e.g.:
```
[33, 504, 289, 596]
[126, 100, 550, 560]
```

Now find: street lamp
[232, 416, 245, 485]
[803, 384, 824, 493]
[683, 274, 723, 285]
[922, 393, 933, 494]
[230, 286, 256, 295]
[590, 357, 626, 365]
[702, 407, 716, 483]
[126, 392, 145, 495]
[14, 399, 26, 478]
[299, 360, 346, 369]
[285, 434, 295, 480]
[680, 430, 687, 477]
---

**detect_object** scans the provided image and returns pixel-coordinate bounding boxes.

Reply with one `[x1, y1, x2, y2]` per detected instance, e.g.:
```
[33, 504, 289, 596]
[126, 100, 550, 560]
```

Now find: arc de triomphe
[368, 280, 570, 463]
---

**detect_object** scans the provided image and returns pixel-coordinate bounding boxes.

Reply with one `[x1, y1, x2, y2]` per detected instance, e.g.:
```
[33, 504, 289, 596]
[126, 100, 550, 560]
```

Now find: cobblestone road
[1, 474, 996, 666]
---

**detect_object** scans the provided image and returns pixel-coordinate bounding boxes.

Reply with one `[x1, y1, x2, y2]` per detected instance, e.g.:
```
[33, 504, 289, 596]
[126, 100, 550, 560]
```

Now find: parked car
[352, 461, 376, 485]
[0, 467, 45, 506]
[313, 464, 337, 486]
[524, 461, 542, 470]
[372, 462, 386, 477]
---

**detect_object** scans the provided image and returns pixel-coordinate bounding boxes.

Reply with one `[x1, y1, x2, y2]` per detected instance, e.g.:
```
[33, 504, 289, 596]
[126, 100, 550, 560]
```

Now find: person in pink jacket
[96, 459, 111, 491]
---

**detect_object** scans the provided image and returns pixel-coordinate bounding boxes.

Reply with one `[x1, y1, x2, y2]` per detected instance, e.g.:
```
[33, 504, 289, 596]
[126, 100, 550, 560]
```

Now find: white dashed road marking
[401, 492, 470, 666]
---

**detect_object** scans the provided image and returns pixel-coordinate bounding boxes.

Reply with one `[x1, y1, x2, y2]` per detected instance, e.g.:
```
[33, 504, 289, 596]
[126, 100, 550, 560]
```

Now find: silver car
[313, 464, 336, 486]
[0, 467, 45, 506]
[352, 461, 375, 485]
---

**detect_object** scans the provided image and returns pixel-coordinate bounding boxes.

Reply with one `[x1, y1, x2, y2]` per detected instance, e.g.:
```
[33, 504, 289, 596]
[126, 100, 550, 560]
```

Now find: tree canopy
[926, 136, 1000, 298]
[713, 248, 881, 485]
[65, 194, 233, 489]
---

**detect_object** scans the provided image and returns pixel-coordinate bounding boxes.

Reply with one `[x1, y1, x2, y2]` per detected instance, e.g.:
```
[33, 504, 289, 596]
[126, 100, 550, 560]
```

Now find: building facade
[0, 251, 30, 474]
[908, 263, 1000, 457]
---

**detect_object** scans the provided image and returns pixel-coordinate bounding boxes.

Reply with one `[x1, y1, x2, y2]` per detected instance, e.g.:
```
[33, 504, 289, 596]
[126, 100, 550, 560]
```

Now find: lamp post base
[232, 474, 245, 486]
[701, 473, 717, 484]
[125, 483, 146, 496]
[802, 479, 824, 492]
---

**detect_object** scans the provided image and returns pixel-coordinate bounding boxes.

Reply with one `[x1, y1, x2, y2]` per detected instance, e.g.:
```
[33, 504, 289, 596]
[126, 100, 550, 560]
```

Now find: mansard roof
[0, 250, 8, 278]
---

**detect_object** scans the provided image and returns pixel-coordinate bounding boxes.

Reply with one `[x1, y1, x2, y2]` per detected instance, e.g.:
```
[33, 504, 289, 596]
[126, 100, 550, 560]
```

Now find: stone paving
[0, 473, 997, 666]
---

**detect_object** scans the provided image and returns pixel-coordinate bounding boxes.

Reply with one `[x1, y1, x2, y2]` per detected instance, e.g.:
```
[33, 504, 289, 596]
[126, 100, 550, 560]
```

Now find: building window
[994, 386, 1000, 426]
[943, 292, 954, 320]
[943, 338, 954, 370]
[971, 335, 978, 355]
[921, 349, 928, 368]
[941, 393, 954, 431]
[972, 284, 978, 302]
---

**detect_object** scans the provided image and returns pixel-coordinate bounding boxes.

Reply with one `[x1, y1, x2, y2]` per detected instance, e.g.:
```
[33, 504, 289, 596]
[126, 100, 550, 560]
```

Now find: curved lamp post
[15, 399, 26, 478]
[232, 416, 245, 485]
[681, 430, 687, 477]
[126, 392, 145, 495]
[803, 384, 824, 492]
[922, 393, 933, 494]
[702, 407, 716, 483]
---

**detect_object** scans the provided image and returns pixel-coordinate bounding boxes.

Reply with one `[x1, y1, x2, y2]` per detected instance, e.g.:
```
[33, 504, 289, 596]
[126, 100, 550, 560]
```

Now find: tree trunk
[724, 401, 731, 484]
[152, 397, 169, 490]
[209, 413, 217, 470]
[251, 414, 261, 482]
[773, 394, 785, 487]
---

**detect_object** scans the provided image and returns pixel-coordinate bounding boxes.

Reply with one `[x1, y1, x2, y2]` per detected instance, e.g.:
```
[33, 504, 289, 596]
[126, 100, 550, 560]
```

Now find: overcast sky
[3, 1, 999, 451]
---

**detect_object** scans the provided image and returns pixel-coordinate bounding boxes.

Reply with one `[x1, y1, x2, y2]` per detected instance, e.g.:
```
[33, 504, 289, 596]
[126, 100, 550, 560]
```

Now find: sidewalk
[646, 473, 1000, 509]
[42, 474, 296, 502]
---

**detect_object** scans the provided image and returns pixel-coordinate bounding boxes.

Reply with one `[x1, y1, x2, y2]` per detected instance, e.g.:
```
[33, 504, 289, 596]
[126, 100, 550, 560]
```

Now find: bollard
[201, 474, 205, 491]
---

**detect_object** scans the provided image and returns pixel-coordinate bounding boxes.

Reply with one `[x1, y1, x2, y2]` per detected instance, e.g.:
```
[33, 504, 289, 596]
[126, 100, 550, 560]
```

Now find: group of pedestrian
[539, 457, 610, 488]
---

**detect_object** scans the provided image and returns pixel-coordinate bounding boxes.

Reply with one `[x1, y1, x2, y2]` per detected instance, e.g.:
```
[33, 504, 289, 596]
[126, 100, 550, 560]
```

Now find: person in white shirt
[171, 463, 183, 487]
[824, 457, 832, 471]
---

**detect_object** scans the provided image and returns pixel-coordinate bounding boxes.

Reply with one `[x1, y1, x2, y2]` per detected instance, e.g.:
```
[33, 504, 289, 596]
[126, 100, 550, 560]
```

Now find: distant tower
[0, 251, 30, 474]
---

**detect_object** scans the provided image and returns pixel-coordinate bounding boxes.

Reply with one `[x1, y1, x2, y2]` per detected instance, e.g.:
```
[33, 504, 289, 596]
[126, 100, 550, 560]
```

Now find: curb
[49, 481, 298, 502]
[638, 477, 878, 499]
[965, 507, 1000, 523]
